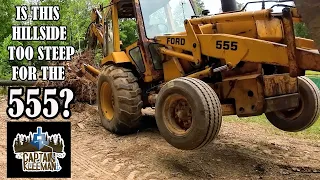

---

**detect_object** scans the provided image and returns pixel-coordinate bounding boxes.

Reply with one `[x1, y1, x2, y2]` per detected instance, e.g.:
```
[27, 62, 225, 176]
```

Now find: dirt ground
[0, 96, 320, 180]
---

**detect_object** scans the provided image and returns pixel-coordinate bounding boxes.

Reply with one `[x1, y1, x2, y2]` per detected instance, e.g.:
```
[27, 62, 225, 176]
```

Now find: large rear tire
[265, 76, 320, 132]
[155, 77, 222, 150]
[97, 65, 143, 135]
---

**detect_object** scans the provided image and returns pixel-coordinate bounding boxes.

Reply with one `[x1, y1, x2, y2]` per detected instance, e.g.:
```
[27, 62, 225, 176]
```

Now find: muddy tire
[97, 65, 143, 135]
[155, 77, 222, 150]
[265, 76, 320, 132]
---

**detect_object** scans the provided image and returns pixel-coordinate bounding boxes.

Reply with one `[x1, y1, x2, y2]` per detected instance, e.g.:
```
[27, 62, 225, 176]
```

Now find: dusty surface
[0, 96, 320, 180]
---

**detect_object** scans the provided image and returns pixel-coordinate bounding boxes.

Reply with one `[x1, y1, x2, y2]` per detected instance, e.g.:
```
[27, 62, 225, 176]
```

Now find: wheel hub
[174, 99, 192, 130]
[275, 95, 304, 121]
[163, 94, 193, 134]
[100, 82, 114, 120]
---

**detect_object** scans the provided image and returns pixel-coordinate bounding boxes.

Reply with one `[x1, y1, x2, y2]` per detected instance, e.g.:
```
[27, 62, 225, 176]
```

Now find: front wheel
[97, 65, 143, 135]
[155, 77, 222, 150]
[265, 76, 320, 132]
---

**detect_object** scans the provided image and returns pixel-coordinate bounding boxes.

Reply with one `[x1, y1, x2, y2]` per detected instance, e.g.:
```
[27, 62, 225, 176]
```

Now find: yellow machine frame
[85, 0, 320, 117]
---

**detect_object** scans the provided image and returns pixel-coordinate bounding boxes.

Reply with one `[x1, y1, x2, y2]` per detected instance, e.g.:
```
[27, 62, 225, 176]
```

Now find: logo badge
[13, 127, 66, 172]
[7, 122, 71, 178]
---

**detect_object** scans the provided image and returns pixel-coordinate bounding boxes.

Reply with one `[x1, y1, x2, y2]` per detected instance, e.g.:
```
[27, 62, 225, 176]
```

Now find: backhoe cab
[86, 0, 320, 150]
[88, 0, 199, 82]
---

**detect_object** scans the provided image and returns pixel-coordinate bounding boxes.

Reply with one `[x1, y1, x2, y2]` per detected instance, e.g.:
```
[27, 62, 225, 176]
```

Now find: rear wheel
[155, 77, 222, 150]
[97, 65, 143, 135]
[265, 76, 320, 132]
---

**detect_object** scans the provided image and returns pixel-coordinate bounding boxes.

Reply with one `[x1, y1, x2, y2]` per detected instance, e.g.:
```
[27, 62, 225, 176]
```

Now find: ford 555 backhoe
[78, 0, 320, 150]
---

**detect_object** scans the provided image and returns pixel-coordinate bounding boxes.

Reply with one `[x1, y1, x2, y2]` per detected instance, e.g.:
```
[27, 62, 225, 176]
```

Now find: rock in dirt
[254, 164, 266, 173]
[77, 123, 85, 129]
[292, 167, 301, 172]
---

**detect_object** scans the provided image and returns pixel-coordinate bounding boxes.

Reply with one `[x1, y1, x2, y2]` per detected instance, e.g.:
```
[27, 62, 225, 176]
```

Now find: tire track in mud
[70, 107, 320, 180]
[71, 123, 166, 180]
[72, 150, 122, 179]
[74, 147, 165, 180]
[1, 98, 320, 179]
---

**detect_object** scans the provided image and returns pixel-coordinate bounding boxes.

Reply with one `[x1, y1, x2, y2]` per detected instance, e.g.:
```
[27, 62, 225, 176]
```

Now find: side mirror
[202, 9, 210, 16]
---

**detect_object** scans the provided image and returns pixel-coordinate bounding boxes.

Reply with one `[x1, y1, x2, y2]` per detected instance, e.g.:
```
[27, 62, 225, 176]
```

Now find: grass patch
[0, 87, 7, 95]
[306, 71, 320, 75]
[223, 115, 320, 139]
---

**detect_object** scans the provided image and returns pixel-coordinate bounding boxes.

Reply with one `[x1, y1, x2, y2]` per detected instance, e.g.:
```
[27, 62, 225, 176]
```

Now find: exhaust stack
[221, 0, 237, 12]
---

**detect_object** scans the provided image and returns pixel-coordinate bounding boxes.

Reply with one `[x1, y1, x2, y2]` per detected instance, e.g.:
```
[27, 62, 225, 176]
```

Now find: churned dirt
[0, 96, 320, 180]
[35, 50, 98, 104]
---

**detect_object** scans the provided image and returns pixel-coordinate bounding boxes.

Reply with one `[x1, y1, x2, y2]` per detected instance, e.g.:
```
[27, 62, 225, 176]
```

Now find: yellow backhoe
[79, 0, 320, 150]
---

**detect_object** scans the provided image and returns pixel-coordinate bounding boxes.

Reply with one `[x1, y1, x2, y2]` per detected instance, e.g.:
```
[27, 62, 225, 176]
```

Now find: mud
[35, 50, 98, 104]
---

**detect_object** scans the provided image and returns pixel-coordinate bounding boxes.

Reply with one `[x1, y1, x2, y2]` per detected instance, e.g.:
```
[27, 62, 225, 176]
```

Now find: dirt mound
[35, 50, 98, 104]
[71, 50, 98, 68]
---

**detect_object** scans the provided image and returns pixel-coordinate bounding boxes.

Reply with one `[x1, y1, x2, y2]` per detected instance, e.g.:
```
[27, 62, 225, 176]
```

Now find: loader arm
[89, 23, 104, 46]
[157, 33, 320, 71]
[87, 8, 104, 48]
[155, 7, 320, 77]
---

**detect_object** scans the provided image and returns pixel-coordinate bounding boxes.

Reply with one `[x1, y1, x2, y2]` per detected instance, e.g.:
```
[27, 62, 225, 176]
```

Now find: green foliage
[0, 0, 24, 79]
[36, 0, 106, 49]
[119, 19, 138, 48]
[193, 0, 205, 14]
[294, 23, 310, 38]
[0, 87, 7, 95]
[0, 35, 24, 79]
[0, 0, 23, 41]
[224, 114, 320, 139]
[0, 0, 109, 79]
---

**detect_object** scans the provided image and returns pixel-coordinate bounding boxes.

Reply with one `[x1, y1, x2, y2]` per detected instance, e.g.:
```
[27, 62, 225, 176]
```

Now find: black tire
[265, 76, 320, 132]
[155, 77, 222, 150]
[97, 65, 143, 135]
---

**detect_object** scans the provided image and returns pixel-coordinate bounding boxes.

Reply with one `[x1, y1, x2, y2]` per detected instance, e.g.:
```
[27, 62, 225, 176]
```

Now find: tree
[0, 35, 24, 79]
[193, 0, 205, 14]
[0, 0, 24, 79]
[0, 0, 23, 42]
[292, 1, 310, 38]
[0, 0, 107, 79]
[119, 19, 138, 48]
[294, 23, 310, 38]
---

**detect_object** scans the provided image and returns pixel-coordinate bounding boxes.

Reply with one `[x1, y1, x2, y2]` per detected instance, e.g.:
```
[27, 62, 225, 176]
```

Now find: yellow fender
[100, 51, 132, 66]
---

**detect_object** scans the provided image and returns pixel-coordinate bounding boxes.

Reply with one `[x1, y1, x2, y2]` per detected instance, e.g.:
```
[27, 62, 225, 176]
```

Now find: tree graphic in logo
[13, 127, 66, 172]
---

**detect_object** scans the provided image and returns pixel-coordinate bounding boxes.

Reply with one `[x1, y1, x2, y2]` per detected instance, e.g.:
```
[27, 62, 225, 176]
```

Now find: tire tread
[98, 65, 142, 134]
